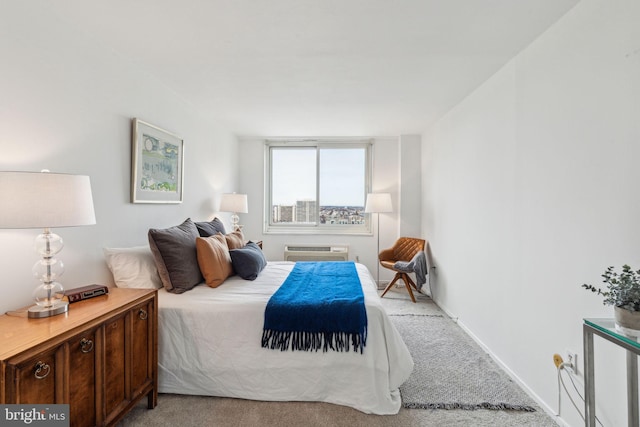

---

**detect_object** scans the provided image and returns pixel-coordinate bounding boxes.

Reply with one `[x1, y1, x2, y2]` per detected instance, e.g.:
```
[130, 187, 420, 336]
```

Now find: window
[265, 140, 372, 234]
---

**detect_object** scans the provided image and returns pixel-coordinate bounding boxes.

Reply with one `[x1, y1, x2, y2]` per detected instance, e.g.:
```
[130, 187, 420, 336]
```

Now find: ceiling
[41, 0, 579, 136]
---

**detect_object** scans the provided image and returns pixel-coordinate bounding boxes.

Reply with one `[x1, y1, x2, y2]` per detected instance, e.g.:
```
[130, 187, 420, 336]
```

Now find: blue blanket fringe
[261, 262, 367, 353]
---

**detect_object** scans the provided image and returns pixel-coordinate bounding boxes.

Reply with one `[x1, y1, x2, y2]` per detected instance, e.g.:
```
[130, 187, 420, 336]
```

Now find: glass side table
[583, 318, 640, 427]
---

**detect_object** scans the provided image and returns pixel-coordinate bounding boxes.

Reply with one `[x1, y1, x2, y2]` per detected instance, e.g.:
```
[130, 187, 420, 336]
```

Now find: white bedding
[157, 261, 414, 414]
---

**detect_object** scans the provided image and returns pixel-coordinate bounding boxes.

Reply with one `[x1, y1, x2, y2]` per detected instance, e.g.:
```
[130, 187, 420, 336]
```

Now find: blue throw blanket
[261, 261, 368, 353]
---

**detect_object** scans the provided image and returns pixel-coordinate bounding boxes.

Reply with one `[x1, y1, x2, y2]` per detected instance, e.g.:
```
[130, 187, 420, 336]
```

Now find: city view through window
[269, 144, 368, 227]
[272, 200, 366, 225]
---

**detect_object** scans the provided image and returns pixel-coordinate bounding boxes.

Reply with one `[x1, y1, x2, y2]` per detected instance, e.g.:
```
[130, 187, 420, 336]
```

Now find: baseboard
[430, 298, 567, 426]
[376, 280, 388, 290]
[459, 319, 568, 426]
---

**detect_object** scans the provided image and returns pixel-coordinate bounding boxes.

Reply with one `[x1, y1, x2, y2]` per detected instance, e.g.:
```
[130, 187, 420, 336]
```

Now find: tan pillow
[196, 234, 233, 288]
[225, 229, 245, 249]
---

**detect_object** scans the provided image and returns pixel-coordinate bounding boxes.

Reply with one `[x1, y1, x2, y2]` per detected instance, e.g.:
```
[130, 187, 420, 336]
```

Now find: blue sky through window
[272, 147, 365, 207]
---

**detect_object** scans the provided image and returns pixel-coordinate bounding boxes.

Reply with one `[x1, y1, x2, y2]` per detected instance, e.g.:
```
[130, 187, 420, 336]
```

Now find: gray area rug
[391, 313, 537, 412]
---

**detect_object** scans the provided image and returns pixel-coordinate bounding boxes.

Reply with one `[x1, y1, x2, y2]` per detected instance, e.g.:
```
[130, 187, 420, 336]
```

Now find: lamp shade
[0, 171, 96, 228]
[219, 193, 248, 213]
[364, 193, 392, 213]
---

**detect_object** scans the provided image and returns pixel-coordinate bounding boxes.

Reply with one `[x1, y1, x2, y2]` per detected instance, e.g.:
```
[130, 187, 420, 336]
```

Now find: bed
[103, 218, 414, 415]
[156, 261, 414, 415]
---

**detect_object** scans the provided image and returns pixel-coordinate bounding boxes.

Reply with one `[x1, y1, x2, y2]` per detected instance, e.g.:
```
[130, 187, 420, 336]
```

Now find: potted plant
[583, 265, 640, 333]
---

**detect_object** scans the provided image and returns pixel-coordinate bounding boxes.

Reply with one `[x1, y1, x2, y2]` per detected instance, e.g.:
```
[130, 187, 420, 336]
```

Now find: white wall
[0, 3, 238, 314]
[238, 136, 423, 285]
[399, 135, 422, 239]
[423, 1, 640, 426]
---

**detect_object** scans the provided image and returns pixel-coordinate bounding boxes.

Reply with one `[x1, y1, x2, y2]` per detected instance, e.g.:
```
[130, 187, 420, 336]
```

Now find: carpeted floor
[118, 287, 558, 427]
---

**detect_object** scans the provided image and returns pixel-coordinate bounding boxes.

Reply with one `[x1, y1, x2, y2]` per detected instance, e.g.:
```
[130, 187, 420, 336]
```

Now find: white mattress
[157, 261, 413, 414]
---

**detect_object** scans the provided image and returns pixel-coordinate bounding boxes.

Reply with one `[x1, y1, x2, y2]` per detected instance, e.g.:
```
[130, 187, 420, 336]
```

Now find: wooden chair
[379, 237, 426, 303]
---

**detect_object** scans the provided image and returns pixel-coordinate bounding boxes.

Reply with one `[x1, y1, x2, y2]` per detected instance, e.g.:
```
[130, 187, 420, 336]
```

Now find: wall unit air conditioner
[284, 244, 349, 262]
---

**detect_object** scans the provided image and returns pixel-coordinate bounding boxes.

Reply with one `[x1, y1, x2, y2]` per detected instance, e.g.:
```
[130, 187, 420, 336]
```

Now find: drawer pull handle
[34, 361, 50, 379]
[80, 338, 94, 353]
[139, 309, 148, 320]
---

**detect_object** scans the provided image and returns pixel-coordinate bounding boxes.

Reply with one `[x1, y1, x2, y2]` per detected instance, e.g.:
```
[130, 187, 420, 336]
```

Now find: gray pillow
[229, 242, 267, 280]
[195, 217, 226, 237]
[148, 218, 203, 293]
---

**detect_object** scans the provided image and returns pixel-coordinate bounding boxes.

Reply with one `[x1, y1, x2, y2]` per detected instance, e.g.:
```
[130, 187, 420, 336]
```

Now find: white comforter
[157, 262, 413, 414]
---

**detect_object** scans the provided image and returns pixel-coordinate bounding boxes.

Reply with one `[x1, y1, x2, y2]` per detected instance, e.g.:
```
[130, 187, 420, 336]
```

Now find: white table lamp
[220, 193, 248, 231]
[0, 171, 96, 318]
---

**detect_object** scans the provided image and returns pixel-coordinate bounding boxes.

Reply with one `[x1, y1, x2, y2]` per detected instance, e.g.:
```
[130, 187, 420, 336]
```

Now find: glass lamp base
[230, 213, 240, 231]
[28, 300, 69, 318]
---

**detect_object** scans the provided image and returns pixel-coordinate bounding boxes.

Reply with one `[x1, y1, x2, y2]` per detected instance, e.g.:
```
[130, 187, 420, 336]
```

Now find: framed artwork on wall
[131, 118, 184, 203]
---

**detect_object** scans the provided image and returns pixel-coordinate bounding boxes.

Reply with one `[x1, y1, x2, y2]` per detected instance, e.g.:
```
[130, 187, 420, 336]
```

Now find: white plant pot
[614, 306, 640, 337]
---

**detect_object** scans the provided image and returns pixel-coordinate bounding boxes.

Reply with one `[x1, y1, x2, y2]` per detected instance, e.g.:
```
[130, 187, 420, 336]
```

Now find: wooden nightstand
[0, 288, 158, 427]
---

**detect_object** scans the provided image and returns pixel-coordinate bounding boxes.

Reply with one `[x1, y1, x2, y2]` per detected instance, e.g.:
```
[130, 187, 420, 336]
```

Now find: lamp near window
[364, 193, 393, 285]
[219, 193, 248, 231]
[0, 171, 96, 318]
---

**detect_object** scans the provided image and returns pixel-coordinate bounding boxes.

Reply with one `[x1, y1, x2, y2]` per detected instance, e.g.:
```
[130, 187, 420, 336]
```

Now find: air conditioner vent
[284, 244, 349, 262]
[286, 246, 332, 252]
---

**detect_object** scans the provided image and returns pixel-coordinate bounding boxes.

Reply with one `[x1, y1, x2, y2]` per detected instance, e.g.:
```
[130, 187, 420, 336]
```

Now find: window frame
[264, 139, 373, 235]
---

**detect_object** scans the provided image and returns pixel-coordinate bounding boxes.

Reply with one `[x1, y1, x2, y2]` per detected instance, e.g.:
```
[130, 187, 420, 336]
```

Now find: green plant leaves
[583, 265, 640, 312]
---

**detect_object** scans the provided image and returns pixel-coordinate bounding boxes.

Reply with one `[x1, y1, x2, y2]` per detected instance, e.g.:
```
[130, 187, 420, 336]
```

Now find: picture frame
[131, 118, 184, 203]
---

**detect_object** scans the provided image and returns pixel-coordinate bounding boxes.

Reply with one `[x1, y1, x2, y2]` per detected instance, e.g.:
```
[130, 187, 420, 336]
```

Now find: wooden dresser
[0, 288, 158, 427]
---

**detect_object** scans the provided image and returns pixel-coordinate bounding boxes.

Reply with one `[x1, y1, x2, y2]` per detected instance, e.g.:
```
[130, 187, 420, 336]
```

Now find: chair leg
[405, 274, 418, 291]
[380, 274, 402, 298]
[400, 273, 417, 303]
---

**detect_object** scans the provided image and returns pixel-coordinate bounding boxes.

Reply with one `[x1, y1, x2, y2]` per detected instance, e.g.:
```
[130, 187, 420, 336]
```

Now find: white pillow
[103, 246, 163, 289]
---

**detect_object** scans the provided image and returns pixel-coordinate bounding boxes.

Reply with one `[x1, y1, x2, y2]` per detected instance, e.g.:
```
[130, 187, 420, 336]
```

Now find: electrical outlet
[565, 349, 578, 374]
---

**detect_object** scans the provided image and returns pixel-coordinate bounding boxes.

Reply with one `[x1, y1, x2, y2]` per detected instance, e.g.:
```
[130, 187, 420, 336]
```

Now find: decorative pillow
[195, 217, 226, 237]
[196, 234, 233, 288]
[225, 229, 245, 250]
[148, 218, 203, 293]
[103, 246, 163, 289]
[229, 242, 267, 280]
